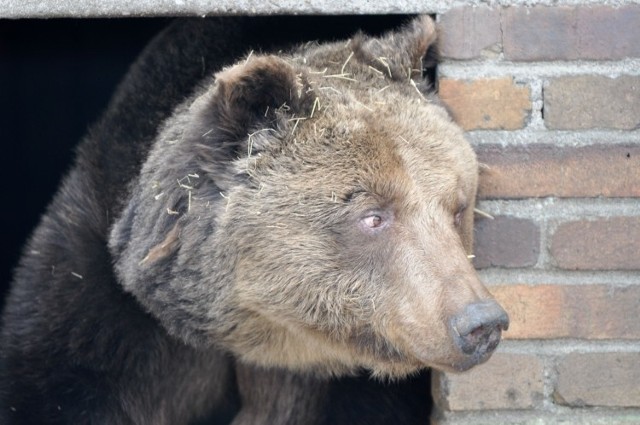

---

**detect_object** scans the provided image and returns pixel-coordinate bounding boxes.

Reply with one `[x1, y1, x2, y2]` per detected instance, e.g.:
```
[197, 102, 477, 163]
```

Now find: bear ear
[354, 15, 438, 83]
[189, 55, 308, 176]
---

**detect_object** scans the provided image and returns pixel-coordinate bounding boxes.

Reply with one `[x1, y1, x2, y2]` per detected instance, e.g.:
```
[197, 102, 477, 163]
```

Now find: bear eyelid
[344, 189, 368, 203]
[358, 208, 392, 234]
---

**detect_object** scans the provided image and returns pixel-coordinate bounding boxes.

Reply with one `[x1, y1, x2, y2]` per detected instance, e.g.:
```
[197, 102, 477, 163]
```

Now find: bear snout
[449, 300, 509, 369]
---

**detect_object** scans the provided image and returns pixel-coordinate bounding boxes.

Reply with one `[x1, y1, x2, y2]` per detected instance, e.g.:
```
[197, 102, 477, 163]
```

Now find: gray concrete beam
[4, 0, 434, 19]
[2, 0, 640, 19]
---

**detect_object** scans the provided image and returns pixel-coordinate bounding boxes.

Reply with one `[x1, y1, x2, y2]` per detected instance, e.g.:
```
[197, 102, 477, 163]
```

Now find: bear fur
[0, 16, 506, 425]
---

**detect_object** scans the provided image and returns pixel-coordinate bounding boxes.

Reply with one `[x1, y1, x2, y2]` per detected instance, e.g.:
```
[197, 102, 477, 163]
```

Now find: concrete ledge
[3, 0, 640, 19]
[4, 0, 434, 18]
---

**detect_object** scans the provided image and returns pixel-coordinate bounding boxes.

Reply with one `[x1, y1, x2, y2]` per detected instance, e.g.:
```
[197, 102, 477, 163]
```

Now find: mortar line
[497, 339, 640, 354]
[439, 58, 640, 78]
[478, 268, 640, 287]
[439, 407, 640, 425]
[475, 198, 640, 219]
[466, 129, 640, 146]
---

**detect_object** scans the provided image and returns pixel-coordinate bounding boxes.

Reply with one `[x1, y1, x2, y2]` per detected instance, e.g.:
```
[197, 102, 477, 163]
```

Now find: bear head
[109, 16, 508, 377]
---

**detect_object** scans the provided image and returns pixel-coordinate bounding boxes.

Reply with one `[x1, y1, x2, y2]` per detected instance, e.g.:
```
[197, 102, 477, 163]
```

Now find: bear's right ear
[187, 55, 309, 185]
[354, 15, 438, 83]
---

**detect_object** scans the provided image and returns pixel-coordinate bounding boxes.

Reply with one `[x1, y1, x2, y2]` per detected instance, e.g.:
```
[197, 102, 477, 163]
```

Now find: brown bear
[0, 15, 508, 425]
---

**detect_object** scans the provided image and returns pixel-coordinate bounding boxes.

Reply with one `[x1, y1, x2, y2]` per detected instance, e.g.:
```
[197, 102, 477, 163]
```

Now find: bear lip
[429, 342, 501, 373]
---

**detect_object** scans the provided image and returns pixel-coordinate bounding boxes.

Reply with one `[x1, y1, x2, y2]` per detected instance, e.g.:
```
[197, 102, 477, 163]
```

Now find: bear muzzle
[448, 300, 509, 371]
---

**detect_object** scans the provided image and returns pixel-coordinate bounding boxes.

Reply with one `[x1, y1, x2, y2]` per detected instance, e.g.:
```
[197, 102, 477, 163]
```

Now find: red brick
[503, 5, 640, 61]
[544, 76, 640, 130]
[551, 217, 640, 270]
[503, 6, 574, 61]
[432, 353, 544, 411]
[555, 353, 640, 407]
[577, 6, 640, 60]
[490, 284, 640, 340]
[439, 78, 531, 130]
[476, 144, 640, 199]
[439, 6, 501, 59]
[473, 216, 539, 269]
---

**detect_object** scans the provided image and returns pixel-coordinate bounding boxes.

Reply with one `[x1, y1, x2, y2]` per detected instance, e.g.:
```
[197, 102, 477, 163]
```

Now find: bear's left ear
[354, 15, 438, 83]
[187, 55, 308, 182]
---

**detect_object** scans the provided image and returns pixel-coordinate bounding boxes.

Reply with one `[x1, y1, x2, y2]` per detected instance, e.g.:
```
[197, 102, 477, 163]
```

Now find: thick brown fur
[1, 16, 504, 424]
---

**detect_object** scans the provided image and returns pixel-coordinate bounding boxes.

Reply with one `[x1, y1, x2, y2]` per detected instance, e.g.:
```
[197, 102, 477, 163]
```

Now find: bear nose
[451, 300, 509, 357]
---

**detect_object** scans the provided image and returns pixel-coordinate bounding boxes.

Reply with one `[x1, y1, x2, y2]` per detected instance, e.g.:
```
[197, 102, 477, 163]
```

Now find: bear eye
[362, 214, 384, 229]
[454, 205, 466, 227]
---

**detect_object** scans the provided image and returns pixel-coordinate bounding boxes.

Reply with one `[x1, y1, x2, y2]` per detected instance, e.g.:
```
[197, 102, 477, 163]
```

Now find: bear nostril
[456, 323, 502, 355]
[451, 300, 509, 356]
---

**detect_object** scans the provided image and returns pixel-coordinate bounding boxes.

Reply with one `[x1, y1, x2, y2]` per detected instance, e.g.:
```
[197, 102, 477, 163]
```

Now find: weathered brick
[544, 76, 640, 130]
[555, 353, 640, 407]
[432, 353, 544, 411]
[439, 78, 531, 130]
[577, 6, 640, 61]
[551, 217, 640, 270]
[490, 284, 640, 340]
[439, 6, 501, 59]
[503, 6, 574, 61]
[503, 5, 640, 61]
[473, 216, 539, 268]
[476, 144, 640, 199]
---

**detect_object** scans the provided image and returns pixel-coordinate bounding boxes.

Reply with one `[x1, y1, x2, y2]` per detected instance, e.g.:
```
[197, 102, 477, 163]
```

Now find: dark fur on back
[0, 17, 434, 425]
[0, 18, 250, 424]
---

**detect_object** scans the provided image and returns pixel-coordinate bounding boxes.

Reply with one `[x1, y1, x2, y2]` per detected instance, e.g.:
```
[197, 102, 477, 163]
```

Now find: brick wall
[433, 4, 640, 424]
